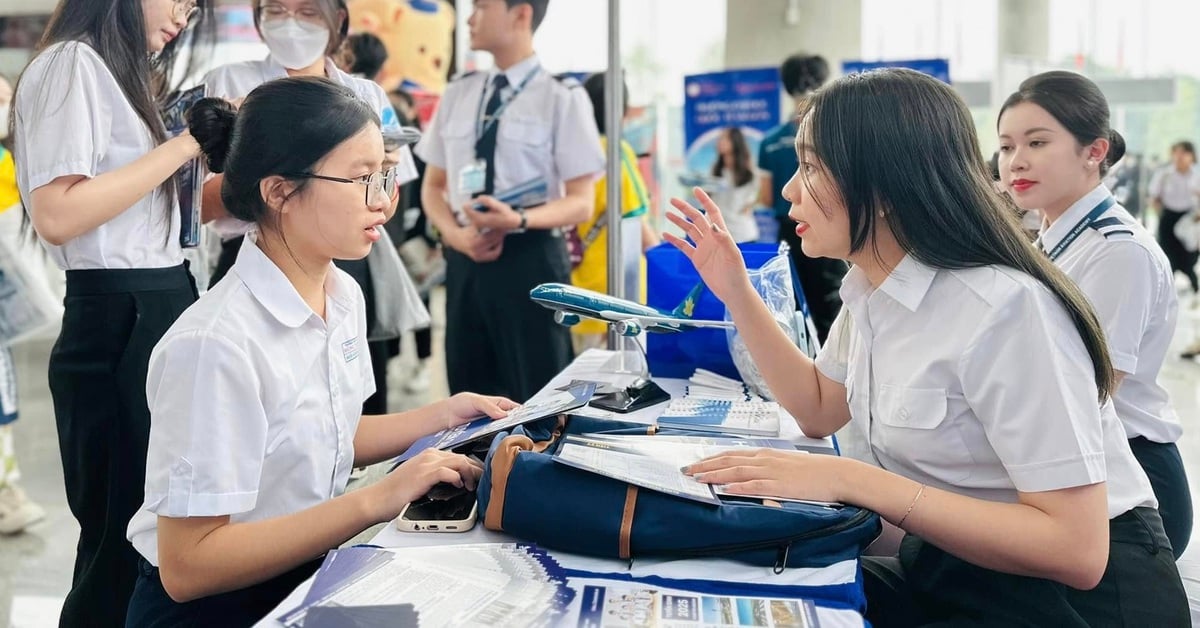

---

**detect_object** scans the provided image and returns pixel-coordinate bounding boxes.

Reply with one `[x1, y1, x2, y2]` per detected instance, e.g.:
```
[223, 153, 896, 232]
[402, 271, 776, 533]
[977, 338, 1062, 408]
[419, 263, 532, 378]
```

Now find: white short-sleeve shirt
[415, 54, 605, 224]
[1148, 166, 1200, 212]
[1039, 184, 1182, 444]
[127, 232, 375, 565]
[814, 256, 1155, 518]
[13, 41, 183, 270]
[203, 56, 419, 241]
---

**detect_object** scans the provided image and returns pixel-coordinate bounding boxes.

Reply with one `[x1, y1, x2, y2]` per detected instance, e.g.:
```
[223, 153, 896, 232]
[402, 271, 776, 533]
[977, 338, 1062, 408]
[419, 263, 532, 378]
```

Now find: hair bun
[1106, 129, 1127, 168]
[187, 98, 237, 174]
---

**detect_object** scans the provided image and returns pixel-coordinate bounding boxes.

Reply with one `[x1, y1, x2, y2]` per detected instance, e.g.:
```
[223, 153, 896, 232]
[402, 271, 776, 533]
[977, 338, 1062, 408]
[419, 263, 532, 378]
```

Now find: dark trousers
[126, 557, 322, 627]
[778, 220, 846, 343]
[52, 264, 198, 628]
[387, 292, 433, 362]
[1157, 207, 1198, 292]
[212, 236, 390, 414]
[862, 507, 1189, 627]
[444, 229, 573, 401]
[1129, 437, 1192, 557]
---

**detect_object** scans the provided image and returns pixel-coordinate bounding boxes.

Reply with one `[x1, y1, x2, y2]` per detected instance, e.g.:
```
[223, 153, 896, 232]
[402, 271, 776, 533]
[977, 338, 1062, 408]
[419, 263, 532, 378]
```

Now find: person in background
[999, 70, 1191, 558]
[0, 74, 45, 536]
[1149, 141, 1200, 303]
[572, 71, 660, 353]
[670, 68, 1186, 626]
[126, 79, 516, 625]
[706, 126, 758, 243]
[11, 0, 210, 623]
[756, 53, 845, 342]
[337, 31, 388, 83]
[415, 0, 605, 402]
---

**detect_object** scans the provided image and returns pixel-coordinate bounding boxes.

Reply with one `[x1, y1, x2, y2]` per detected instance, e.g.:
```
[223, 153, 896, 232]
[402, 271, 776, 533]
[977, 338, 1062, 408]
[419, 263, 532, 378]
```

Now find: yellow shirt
[571, 137, 651, 335]
[0, 148, 20, 212]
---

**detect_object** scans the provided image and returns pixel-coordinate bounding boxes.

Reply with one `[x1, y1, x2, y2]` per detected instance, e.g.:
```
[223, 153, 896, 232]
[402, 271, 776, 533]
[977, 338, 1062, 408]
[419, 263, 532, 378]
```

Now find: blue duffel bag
[476, 421, 880, 572]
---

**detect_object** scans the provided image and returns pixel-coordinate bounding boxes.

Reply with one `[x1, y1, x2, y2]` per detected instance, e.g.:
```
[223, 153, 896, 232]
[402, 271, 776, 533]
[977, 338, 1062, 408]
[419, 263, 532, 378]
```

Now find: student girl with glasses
[10, 0, 212, 624]
[126, 78, 517, 626]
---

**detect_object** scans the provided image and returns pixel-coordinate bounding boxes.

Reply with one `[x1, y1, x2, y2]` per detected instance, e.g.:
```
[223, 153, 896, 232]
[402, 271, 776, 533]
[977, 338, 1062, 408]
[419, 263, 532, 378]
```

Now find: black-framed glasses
[173, 0, 199, 21]
[283, 168, 399, 205]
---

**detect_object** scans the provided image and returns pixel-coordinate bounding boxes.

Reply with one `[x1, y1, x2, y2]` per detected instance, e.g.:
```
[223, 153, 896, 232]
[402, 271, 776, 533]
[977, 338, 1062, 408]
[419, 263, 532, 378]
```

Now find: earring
[878, 210, 885, 218]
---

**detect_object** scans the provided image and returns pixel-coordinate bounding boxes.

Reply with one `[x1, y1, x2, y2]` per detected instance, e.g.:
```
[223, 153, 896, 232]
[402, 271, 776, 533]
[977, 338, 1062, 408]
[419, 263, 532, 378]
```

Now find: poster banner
[841, 58, 951, 84]
[682, 68, 780, 178]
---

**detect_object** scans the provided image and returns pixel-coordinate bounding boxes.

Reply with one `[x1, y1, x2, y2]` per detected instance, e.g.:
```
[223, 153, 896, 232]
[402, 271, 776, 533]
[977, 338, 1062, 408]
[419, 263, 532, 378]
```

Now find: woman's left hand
[683, 449, 849, 504]
[441, 392, 520, 427]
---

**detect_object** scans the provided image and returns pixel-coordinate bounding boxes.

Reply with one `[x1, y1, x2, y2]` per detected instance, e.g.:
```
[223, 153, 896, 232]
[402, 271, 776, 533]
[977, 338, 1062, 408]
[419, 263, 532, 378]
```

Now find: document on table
[554, 436, 722, 505]
[565, 576, 823, 627]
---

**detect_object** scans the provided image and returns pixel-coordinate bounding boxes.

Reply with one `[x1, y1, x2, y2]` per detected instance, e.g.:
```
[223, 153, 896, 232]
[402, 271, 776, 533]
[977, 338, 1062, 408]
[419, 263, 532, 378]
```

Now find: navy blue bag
[476, 422, 880, 572]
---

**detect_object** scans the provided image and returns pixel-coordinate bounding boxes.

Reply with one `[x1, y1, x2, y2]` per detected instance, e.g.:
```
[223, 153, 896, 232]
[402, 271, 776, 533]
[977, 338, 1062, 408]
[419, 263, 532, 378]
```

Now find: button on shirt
[814, 256, 1155, 518]
[1040, 184, 1182, 444]
[203, 56, 419, 241]
[14, 41, 183, 270]
[1149, 166, 1200, 211]
[415, 54, 605, 224]
[127, 232, 375, 565]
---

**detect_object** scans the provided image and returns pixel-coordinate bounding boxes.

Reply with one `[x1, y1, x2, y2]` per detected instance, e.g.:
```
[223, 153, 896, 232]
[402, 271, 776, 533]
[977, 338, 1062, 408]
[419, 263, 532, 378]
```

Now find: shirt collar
[839, 254, 938, 314]
[1038, 183, 1111, 253]
[490, 54, 541, 88]
[231, 232, 354, 328]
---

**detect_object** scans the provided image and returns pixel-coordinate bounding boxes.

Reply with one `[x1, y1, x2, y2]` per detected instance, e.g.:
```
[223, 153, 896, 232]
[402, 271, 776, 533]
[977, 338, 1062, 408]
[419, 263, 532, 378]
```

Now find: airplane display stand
[590, 334, 671, 413]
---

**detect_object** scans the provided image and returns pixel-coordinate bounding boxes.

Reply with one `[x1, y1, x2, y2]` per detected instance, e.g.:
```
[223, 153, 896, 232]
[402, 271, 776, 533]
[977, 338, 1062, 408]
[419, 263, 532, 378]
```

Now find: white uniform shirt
[1039, 184, 1182, 444]
[14, 41, 183, 270]
[203, 56, 419, 241]
[127, 232, 374, 565]
[415, 54, 605, 224]
[1148, 166, 1200, 212]
[815, 256, 1155, 518]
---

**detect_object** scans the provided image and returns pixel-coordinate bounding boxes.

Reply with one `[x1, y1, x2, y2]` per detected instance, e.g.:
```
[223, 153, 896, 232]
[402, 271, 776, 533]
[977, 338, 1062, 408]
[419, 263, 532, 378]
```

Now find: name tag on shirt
[458, 161, 486, 196]
[342, 338, 360, 363]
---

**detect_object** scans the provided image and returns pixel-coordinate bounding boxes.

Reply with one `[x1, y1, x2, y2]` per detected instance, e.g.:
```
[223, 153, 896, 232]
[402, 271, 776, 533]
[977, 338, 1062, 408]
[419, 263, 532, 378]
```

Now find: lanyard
[475, 67, 541, 141]
[1045, 195, 1116, 261]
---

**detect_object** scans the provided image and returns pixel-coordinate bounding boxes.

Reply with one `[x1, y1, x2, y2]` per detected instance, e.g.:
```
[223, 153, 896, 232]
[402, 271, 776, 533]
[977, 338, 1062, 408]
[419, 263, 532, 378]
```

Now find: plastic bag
[1174, 212, 1200, 253]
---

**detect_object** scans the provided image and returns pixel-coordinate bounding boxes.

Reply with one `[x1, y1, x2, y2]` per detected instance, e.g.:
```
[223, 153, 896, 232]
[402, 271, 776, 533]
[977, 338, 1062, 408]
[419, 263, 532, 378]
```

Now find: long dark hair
[798, 68, 1114, 400]
[189, 77, 378, 229]
[713, 127, 754, 188]
[999, 71, 1126, 175]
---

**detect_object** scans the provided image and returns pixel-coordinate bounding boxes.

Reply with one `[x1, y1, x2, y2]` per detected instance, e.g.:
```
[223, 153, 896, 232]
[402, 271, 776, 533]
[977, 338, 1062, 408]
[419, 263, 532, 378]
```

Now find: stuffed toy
[347, 0, 455, 94]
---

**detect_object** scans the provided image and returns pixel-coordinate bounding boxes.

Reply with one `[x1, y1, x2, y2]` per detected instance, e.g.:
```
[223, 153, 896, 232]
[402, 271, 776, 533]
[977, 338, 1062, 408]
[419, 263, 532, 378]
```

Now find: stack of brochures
[656, 398, 781, 437]
[277, 543, 573, 628]
[552, 434, 840, 507]
[684, 369, 761, 401]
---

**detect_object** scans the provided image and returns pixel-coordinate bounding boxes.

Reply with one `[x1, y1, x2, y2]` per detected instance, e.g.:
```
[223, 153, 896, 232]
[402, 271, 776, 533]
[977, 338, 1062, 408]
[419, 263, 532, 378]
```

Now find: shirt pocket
[873, 384, 973, 483]
[499, 115, 553, 174]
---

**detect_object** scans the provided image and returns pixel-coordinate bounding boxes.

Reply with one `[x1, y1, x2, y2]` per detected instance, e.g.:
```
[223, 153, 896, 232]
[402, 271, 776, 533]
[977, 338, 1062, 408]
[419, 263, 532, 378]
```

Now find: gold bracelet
[897, 484, 926, 529]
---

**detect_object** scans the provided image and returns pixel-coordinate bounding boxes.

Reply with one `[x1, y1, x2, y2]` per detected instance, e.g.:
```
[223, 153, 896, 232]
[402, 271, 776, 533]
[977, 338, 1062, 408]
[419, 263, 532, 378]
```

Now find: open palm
[663, 187, 751, 304]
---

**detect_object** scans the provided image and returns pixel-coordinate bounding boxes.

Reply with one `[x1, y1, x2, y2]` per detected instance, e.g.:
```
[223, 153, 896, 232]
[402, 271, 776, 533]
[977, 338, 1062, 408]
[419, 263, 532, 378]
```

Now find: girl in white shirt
[126, 77, 516, 626]
[708, 126, 759, 243]
[11, 1, 210, 625]
[668, 68, 1187, 626]
[998, 71, 1191, 558]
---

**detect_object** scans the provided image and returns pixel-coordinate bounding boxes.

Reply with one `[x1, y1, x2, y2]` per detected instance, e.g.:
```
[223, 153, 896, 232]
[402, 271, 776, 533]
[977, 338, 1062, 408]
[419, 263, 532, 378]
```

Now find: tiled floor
[3, 288, 1200, 627]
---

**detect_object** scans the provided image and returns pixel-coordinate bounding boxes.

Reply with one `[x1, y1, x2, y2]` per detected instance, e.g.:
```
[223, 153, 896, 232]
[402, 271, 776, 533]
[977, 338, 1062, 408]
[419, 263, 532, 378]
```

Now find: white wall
[723, 0, 861, 74]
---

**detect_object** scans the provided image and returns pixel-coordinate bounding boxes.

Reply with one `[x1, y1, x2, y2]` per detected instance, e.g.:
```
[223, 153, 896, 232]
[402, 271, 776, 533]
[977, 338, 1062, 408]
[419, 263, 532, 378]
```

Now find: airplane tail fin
[670, 282, 707, 319]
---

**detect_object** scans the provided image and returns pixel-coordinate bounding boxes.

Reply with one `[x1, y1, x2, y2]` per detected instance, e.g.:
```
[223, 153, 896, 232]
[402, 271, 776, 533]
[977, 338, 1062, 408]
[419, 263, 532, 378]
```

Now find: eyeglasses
[259, 2, 326, 23]
[284, 168, 399, 206]
[173, 0, 199, 21]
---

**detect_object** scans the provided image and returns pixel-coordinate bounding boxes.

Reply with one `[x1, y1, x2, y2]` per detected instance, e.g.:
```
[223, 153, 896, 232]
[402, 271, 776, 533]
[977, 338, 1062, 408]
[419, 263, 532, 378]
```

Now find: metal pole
[604, 0, 624, 351]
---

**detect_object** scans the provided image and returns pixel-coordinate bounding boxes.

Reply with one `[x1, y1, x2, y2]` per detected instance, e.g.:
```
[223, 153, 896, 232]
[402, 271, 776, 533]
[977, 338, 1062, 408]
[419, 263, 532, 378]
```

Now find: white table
[256, 350, 866, 627]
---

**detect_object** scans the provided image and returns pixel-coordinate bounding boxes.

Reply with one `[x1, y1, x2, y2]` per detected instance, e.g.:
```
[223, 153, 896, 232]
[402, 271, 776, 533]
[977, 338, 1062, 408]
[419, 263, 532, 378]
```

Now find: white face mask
[0, 105, 9, 140]
[260, 17, 330, 70]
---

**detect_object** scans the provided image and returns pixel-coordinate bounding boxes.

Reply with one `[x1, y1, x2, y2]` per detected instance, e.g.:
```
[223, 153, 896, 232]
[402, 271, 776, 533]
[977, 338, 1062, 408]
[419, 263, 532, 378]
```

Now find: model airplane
[529, 282, 735, 336]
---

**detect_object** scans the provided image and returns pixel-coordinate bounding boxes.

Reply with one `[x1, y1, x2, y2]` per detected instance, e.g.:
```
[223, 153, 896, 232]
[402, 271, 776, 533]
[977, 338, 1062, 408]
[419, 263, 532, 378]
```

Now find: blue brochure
[394, 381, 597, 465]
[160, 84, 206, 248]
[472, 176, 548, 212]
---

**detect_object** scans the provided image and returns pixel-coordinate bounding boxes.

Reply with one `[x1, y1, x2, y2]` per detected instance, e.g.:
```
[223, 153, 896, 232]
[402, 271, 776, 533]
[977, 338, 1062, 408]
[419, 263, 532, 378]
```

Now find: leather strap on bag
[619, 485, 639, 560]
[484, 434, 534, 531]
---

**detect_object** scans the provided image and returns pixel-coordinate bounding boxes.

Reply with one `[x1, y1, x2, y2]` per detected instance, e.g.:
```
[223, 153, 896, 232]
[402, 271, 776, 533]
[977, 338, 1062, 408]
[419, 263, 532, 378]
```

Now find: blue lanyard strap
[475, 67, 541, 141]
[1045, 195, 1117, 261]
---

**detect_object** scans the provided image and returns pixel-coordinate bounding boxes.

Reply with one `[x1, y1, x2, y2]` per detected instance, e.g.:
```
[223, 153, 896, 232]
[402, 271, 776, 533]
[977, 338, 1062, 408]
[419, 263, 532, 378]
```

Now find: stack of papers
[684, 369, 761, 402]
[656, 398, 781, 437]
[278, 544, 573, 628]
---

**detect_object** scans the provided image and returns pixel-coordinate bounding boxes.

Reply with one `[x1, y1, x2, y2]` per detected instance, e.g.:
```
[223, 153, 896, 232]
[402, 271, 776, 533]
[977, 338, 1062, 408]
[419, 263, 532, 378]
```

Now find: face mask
[260, 17, 330, 70]
[0, 105, 9, 140]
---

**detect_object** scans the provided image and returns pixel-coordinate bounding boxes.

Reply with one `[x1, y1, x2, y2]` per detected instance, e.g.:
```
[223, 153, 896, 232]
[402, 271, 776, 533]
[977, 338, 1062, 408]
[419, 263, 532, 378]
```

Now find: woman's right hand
[368, 449, 484, 521]
[663, 186, 754, 305]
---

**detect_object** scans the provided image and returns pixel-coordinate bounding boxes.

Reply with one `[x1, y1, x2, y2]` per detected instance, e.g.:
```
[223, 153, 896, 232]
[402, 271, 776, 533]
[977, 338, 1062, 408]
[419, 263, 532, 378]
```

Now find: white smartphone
[395, 491, 479, 533]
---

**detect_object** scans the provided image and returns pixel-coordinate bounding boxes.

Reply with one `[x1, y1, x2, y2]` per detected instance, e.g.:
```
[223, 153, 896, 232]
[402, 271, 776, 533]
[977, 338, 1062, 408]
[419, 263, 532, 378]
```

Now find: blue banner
[682, 68, 781, 176]
[841, 58, 951, 84]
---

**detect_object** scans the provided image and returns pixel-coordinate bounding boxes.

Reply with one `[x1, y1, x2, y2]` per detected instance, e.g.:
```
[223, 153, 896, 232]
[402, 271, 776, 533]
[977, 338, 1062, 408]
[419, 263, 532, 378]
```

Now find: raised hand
[663, 187, 754, 304]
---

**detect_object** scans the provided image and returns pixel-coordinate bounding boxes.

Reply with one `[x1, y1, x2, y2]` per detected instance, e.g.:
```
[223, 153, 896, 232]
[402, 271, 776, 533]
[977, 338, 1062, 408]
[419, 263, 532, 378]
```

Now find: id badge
[458, 160, 486, 196]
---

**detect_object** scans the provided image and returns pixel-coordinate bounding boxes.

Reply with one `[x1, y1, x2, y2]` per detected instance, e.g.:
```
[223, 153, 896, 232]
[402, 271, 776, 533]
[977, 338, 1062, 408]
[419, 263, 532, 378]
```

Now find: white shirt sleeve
[959, 289, 1106, 493]
[143, 331, 268, 517]
[552, 85, 605, 183]
[1072, 241, 1159, 374]
[15, 43, 112, 191]
[1148, 170, 1165, 199]
[813, 308, 852, 384]
[414, 84, 454, 171]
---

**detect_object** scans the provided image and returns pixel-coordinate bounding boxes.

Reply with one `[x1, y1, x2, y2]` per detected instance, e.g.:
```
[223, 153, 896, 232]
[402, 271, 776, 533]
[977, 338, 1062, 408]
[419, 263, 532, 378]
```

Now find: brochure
[472, 176, 549, 212]
[394, 381, 597, 465]
[160, 84, 206, 248]
[567, 577, 821, 628]
[656, 398, 781, 437]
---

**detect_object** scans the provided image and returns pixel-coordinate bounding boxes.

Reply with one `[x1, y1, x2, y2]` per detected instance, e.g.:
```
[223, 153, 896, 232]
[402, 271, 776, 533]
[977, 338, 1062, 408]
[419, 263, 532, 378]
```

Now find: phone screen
[400, 491, 477, 521]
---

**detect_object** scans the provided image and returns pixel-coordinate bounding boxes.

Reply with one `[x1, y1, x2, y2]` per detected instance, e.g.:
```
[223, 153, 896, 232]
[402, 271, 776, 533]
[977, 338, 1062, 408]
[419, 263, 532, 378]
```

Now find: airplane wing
[595, 310, 736, 330]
